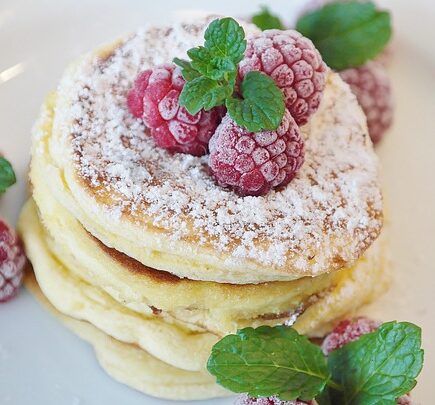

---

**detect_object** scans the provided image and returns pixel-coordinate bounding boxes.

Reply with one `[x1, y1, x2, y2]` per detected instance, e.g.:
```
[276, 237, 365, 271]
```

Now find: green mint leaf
[0, 157, 16, 193]
[173, 58, 201, 81]
[207, 326, 329, 401]
[296, 1, 392, 70]
[204, 17, 247, 64]
[179, 76, 231, 115]
[226, 71, 285, 132]
[328, 321, 424, 405]
[316, 386, 332, 405]
[252, 6, 284, 30]
[187, 47, 236, 80]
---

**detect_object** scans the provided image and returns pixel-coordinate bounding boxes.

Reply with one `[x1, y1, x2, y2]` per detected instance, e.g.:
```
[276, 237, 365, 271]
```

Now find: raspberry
[0, 219, 26, 302]
[239, 30, 327, 126]
[235, 394, 317, 405]
[321, 317, 380, 355]
[127, 70, 152, 118]
[209, 110, 304, 196]
[127, 63, 224, 156]
[397, 394, 413, 405]
[339, 61, 393, 144]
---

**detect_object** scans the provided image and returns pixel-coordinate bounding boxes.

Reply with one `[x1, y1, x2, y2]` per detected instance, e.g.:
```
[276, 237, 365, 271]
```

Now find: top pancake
[46, 15, 383, 283]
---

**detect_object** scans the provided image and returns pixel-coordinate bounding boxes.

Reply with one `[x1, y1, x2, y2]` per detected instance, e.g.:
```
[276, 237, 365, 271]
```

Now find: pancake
[30, 167, 346, 335]
[20, 200, 216, 372]
[28, 90, 387, 336]
[25, 274, 230, 400]
[19, 199, 389, 374]
[39, 15, 383, 284]
[18, 14, 388, 401]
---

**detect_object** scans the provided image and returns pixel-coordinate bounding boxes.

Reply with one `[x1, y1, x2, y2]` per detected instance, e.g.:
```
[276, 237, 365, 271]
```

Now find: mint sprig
[207, 322, 424, 404]
[0, 157, 16, 194]
[204, 17, 246, 64]
[175, 18, 245, 84]
[296, 1, 392, 70]
[187, 48, 236, 81]
[173, 58, 201, 81]
[226, 72, 285, 132]
[328, 321, 424, 404]
[174, 18, 285, 131]
[179, 77, 232, 115]
[252, 6, 284, 31]
[207, 326, 329, 401]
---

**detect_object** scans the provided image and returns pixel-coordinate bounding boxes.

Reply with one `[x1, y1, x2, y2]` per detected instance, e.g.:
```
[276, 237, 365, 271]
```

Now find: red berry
[397, 394, 413, 405]
[321, 317, 380, 355]
[235, 394, 317, 405]
[127, 64, 224, 156]
[339, 61, 393, 144]
[209, 110, 304, 196]
[239, 30, 327, 126]
[127, 70, 152, 118]
[0, 219, 26, 303]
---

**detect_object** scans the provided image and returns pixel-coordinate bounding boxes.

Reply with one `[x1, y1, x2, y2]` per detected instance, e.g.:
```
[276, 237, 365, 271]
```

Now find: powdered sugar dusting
[57, 16, 382, 273]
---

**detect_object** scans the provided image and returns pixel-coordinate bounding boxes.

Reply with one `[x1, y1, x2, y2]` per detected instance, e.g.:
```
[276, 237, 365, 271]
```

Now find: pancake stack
[18, 15, 387, 400]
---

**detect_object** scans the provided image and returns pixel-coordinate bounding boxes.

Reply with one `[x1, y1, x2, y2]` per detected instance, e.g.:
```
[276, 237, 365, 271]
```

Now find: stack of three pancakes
[18, 16, 388, 400]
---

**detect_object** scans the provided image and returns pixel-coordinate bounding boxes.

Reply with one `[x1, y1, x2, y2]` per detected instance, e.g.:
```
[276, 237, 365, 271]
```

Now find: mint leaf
[179, 76, 232, 115]
[204, 17, 246, 64]
[207, 326, 329, 401]
[187, 47, 236, 80]
[0, 157, 16, 193]
[177, 18, 249, 122]
[173, 58, 201, 81]
[177, 18, 284, 131]
[316, 386, 332, 405]
[328, 321, 424, 404]
[296, 1, 392, 70]
[252, 6, 284, 30]
[226, 71, 285, 132]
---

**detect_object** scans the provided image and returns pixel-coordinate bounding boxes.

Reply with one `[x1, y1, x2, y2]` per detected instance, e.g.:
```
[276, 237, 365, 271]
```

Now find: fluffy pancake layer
[43, 15, 383, 283]
[19, 199, 388, 374]
[25, 274, 230, 400]
[29, 93, 387, 338]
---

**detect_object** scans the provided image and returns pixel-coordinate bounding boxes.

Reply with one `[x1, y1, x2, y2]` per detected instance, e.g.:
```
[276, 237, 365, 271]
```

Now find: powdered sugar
[57, 16, 382, 272]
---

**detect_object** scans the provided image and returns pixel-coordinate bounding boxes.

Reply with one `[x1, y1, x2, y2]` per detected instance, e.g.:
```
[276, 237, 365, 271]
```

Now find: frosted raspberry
[235, 394, 317, 405]
[209, 110, 304, 196]
[239, 30, 327, 126]
[0, 219, 26, 303]
[127, 63, 224, 156]
[397, 394, 413, 405]
[339, 61, 393, 144]
[127, 70, 152, 118]
[321, 317, 380, 355]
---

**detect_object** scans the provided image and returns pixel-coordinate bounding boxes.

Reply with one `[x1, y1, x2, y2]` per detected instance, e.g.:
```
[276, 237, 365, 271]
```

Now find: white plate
[0, 0, 434, 404]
